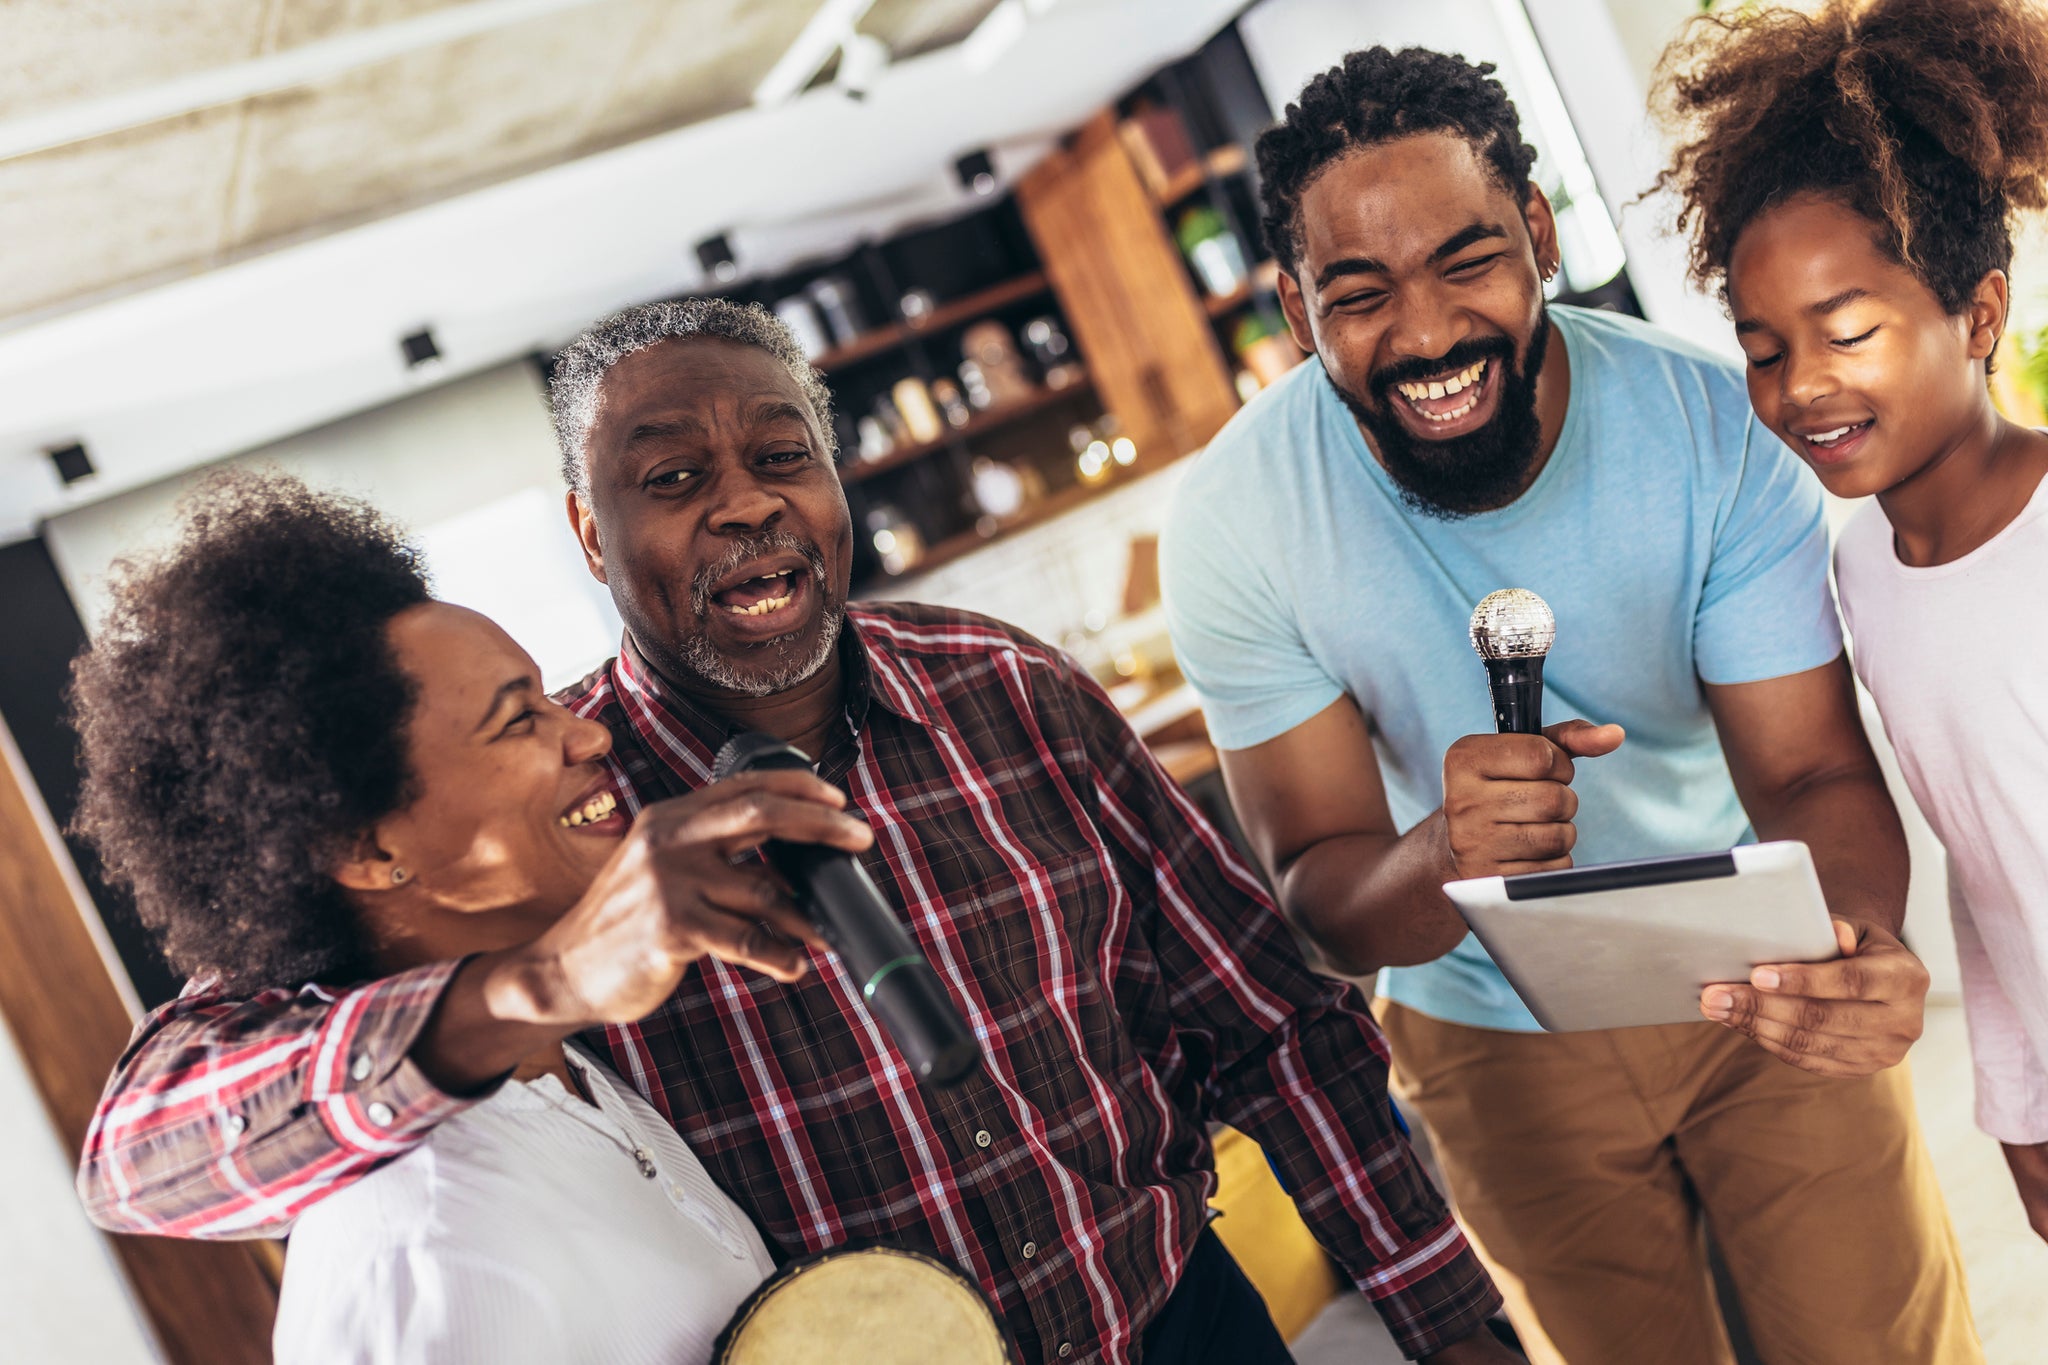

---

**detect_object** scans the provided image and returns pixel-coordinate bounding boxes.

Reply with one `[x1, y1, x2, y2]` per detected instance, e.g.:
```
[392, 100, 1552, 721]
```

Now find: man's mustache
[690, 531, 829, 617]
[1369, 335, 1518, 397]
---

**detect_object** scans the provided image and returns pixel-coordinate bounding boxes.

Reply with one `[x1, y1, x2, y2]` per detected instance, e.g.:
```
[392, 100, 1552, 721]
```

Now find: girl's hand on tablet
[1699, 917, 1929, 1076]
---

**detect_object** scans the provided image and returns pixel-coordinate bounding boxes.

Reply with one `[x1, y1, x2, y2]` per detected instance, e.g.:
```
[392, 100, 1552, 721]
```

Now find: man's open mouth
[1380, 354, 1505, 438]
[1392, 359, 1490, 423]
[700, 550, 821, 635]
[714, 568, 804, 618]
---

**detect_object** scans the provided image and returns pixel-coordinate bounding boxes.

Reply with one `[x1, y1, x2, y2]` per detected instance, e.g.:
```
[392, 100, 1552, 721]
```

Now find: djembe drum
[714, 1244, 1015, 1364]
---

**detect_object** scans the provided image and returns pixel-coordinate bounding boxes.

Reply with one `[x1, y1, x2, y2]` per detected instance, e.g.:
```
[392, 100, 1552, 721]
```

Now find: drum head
[715, 1244, 1014, 1365]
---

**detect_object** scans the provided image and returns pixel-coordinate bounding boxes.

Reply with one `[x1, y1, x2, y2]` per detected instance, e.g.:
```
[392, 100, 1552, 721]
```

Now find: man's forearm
[411, 949, 586, 1094]
[1752, 768, 1907, 935]
[1276, 812, 1467, 975]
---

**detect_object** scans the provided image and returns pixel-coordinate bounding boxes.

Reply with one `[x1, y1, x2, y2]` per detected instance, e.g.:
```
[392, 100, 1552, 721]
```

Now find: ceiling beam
[0, 0, 611, 163]
[752, 0, 877, 106]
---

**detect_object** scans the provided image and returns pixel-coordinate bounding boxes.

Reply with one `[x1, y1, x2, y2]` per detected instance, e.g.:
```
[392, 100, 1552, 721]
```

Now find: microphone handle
[1484, 656, 1545, 736]
[761, 838, 982, 1089]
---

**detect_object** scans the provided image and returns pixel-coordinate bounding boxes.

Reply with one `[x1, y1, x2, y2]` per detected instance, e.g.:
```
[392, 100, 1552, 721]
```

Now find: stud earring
[391, 866, 409, 886]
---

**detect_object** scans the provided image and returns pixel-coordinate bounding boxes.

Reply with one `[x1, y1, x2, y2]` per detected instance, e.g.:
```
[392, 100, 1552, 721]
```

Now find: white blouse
[1835, 474, 2048, 1144]
[272, 1043, 777, 1365]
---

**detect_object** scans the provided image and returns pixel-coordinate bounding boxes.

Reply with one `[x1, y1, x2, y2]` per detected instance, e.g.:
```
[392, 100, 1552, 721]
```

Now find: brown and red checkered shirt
[79, 601, 1497, 1361]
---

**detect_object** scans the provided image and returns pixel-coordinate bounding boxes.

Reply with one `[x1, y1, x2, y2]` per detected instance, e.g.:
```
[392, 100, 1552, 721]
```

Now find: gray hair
[548, 297, 839, 495]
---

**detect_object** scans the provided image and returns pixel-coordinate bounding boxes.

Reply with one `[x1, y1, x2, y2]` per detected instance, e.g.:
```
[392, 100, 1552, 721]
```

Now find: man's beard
[675, 529, 844, 699]
[1331, 311, 1551, 519]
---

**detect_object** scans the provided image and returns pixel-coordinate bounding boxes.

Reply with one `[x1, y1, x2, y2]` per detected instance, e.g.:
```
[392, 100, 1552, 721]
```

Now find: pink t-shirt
[1835, 472, 2048, 1144]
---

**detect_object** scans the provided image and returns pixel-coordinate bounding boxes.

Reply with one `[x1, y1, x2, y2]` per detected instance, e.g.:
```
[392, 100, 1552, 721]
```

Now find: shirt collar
[847, 606, 943, 732]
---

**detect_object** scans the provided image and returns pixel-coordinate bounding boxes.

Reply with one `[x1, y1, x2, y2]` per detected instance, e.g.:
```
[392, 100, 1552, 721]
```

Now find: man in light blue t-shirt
[1161, 47, 1976, 1364]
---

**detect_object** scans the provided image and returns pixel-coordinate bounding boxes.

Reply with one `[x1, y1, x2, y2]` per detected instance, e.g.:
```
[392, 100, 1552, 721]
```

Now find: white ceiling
[0, 0, 1004, 320]
[0, 0, 1247, 543]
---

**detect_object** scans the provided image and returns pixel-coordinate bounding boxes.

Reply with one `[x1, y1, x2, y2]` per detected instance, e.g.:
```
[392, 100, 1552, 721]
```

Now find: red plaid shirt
[79, 602, 1497, 1361]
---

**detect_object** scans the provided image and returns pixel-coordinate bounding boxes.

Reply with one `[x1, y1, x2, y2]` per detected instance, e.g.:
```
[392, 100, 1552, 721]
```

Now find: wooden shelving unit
[813, 272, 1052, 373]
[903, 447, 1179, 579]
[841, 375, 1093, 485]
[1202, 258, 1282, 317]
[1015, 112, 1240, 470]
[1153, 143, 1249, 209]
[841, 30, 1274, 593]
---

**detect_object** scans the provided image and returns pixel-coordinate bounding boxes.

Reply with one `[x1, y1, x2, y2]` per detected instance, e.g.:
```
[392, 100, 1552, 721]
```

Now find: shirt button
[1058, 1344, 1073, 1358]
[350, 1054, 372, 1082]
[366, 1101, 395, 1127]
[974, 1129, 992, 1149]
[1021, 1240, 1037, 1259]
[225, 1113, 247, 1135]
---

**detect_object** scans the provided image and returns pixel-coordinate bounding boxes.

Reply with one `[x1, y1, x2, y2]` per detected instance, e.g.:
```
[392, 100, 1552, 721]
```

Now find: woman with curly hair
[68, 470, 872, 1363]
[1658, 0, 2048, 1242]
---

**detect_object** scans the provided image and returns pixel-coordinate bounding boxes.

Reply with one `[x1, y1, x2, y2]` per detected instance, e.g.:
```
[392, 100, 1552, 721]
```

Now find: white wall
[889, 458, 1189, 655]
[0, 720, 161, 1365]
[0, 1014, 162, 1364]
[45, 360, 622, 693]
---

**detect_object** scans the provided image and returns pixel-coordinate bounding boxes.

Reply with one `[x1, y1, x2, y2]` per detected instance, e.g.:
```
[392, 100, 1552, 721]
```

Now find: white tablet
[1441, 841, 1841, 1032]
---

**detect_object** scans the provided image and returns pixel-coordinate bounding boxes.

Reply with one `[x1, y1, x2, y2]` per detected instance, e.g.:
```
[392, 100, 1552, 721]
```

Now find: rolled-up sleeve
[80, 960, 477, 1239]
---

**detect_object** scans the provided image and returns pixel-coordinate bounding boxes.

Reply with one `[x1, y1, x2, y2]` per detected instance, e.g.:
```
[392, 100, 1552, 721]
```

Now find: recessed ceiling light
[400, 328, 443, 372]
[955, 150, 997, 196]
[48, 441, 94, 486]
[695, 234, 739, 285]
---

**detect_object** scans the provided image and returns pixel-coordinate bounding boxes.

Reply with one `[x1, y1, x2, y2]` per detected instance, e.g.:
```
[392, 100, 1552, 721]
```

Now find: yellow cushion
[1207, 1126, 1346, 1341]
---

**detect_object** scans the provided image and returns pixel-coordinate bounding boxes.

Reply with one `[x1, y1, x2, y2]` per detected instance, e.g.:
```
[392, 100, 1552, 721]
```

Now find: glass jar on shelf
[1176, 206, 1249, 298]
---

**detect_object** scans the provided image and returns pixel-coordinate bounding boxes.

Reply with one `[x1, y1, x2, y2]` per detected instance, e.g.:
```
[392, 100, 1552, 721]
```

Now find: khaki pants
[1375, 1001, 1980, 1365]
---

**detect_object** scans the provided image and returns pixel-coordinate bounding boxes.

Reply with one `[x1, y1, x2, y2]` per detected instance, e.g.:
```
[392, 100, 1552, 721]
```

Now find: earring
[391, 867, 409, 886]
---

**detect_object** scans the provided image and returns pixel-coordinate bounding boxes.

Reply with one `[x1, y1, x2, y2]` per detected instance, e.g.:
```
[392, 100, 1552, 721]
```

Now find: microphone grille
[711, 731, 813, 781]
[1469, 588, 1556, 660]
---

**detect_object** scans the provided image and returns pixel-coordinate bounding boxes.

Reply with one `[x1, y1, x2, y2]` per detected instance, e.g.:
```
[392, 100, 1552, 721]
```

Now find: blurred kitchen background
[3, 2, 2044, 1361]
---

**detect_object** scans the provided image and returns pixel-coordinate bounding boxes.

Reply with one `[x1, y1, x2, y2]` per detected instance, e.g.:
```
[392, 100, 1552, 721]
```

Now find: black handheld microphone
[711, 732, 981, 1089]
[1468, 588, 1556, 736]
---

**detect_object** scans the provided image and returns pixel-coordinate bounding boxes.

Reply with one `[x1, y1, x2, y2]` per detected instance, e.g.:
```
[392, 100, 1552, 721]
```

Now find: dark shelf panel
[841, 375, 1095, 486]
[814, 272, 1053, 372]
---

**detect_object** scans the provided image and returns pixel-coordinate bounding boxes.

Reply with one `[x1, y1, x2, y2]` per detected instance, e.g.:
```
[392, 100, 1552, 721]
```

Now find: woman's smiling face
[358, 602, 626, 953]
[1726, 192, 1999, 500]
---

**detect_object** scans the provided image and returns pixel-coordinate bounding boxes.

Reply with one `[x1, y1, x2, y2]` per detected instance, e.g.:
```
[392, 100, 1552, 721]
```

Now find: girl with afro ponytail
[1659, 0, 2048, 1242]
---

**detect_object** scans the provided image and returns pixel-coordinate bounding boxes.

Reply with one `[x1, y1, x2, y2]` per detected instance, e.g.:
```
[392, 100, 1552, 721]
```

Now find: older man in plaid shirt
[77, 300, 1508, 1364]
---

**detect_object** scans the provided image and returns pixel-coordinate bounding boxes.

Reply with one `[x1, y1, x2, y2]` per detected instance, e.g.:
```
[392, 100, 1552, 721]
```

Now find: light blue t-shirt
[1159, 305, 1843, 1032]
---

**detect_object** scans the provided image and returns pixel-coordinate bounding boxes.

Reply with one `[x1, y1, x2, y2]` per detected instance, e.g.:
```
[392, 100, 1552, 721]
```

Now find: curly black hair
[1256, 47, 1540, 274]
[69, 470, 431, 993]
[1654, 0, 2048, 311]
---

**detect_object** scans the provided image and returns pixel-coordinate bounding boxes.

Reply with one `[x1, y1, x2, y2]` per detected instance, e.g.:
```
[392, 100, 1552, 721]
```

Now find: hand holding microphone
[1440, 589, 1625, 881]
[713, 732, 982, 1090]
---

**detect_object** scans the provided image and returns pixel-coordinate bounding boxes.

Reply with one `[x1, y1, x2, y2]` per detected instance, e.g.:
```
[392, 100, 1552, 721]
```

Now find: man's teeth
[559, 791, 618, 828]
[1396, 360, 1486, 405]
[724, 571, 797, 616]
